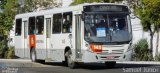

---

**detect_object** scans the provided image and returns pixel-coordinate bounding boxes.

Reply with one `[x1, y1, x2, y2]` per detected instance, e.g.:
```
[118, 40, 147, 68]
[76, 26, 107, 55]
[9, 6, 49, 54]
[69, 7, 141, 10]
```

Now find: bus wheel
[30, 49, 37, 62]
[66, 50, 77, 69]
[105, 61, 116, 68]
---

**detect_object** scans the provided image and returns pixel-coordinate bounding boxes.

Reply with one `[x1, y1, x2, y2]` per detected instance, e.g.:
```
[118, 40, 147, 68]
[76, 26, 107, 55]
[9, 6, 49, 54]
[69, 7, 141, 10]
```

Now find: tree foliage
[0, 0, 18, 58]
[103, 0, 123, 3]
[71, 0, 123, 5]
[133, 39, 153, 61]
[0, 0, 18, 36]
[133, 0, 160, 32]
[20, 0, 61, 13]
[131, 0, 160, 54]
[0, 0, 7, 9]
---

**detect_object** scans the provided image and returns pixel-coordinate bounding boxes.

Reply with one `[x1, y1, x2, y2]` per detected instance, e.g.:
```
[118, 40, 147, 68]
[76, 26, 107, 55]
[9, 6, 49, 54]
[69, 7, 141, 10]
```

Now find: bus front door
[75, 15, 82, 59]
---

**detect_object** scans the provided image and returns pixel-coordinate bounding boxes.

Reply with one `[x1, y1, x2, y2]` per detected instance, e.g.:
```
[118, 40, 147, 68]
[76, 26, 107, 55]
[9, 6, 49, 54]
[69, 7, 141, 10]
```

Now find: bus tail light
[90, 44, 102, 53]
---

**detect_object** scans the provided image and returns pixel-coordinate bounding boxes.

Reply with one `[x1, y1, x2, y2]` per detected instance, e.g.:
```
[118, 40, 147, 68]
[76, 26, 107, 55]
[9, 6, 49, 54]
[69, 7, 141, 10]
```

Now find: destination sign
[83, 5, 129, 12]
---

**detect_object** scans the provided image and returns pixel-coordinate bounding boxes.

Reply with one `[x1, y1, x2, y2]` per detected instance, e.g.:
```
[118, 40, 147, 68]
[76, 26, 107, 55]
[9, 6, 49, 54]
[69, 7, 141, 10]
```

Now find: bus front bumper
[81, 49, 133, 63]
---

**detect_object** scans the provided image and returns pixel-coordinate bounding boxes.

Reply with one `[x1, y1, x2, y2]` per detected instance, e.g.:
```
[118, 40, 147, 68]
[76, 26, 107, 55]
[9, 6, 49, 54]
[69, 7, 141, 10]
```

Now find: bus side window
[29, 17, 36, 34]
[15, 19, 22, 36]
[52, 13, 62, 34]
[36, 16, 44, 35]
[62, 12, 72, 33]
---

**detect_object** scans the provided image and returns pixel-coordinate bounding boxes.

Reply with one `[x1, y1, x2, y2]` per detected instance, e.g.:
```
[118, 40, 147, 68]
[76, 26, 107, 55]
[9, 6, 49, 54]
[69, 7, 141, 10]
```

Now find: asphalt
[0, 59, 160, 73]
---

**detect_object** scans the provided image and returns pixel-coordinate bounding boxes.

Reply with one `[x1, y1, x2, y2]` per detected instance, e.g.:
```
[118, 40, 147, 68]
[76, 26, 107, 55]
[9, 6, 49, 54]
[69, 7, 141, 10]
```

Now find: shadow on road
[41, 62, 160, 70]
[78, 63, 160, 70]
[44, 62, 66, 66]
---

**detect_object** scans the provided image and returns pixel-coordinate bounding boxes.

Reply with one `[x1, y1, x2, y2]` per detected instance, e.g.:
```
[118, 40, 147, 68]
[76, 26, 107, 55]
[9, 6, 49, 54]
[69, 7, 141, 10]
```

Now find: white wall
[131, 17, 159, 57]
[131, 18, 143, 44]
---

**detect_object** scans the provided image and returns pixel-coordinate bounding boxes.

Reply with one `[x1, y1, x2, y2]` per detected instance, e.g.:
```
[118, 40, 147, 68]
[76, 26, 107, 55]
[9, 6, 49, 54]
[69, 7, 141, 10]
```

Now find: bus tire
[105, 61, 116, 68]
[30, 49, 37, 62]
[66, 50, 77, 69]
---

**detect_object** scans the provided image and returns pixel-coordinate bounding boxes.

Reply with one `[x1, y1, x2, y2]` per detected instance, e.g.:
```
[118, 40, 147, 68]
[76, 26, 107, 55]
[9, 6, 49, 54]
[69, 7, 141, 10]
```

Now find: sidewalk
[1, 59, 160, 65]
[0, 59, 31, 63]
[117, 61, 160, 65]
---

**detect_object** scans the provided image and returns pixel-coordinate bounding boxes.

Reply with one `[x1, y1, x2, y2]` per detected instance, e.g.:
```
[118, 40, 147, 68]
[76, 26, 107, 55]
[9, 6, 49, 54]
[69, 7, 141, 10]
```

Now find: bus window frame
[28, 17, 36, 35]
[15, 18, 22, 36]
[52, 13, 62, 34]
[62, 12, 73, 33]
[36, 16, 44, 35]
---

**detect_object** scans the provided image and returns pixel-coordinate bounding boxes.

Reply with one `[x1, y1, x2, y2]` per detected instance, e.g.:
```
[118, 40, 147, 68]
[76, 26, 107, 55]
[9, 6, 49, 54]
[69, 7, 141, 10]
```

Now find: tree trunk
[156, 29, 159, 56]
[150, 34, 153, 52]
[150, 30, 154, 56]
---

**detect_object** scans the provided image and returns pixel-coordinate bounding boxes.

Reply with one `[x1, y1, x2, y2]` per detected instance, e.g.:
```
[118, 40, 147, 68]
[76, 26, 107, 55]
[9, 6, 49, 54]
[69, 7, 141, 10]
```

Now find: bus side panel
[15, 36, 24, 58]
[35, 35, 46, 60]
[50, 34, 65, 62]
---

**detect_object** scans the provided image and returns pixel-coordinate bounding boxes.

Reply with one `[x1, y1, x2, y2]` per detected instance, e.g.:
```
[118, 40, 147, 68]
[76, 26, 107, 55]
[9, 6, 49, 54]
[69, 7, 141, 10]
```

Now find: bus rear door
[45, 17, 52, 61]
[22, 20, 29, 58]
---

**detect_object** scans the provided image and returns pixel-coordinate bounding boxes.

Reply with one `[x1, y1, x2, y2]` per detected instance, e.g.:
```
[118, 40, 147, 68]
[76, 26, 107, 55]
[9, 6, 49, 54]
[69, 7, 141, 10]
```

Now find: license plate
[106, 56, 114, 59]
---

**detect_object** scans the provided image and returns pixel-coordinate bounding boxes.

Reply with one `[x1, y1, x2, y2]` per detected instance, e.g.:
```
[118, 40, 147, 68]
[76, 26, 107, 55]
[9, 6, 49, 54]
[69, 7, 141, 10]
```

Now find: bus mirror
[130, 16, 136, 19]
[130, 14, 136, 19]
[129, 9, 132, 14]
[81, 12, 85, 21]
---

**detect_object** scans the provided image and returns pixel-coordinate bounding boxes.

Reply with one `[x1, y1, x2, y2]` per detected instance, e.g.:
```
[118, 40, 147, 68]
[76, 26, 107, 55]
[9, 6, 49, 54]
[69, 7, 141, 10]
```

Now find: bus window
[36, 16, 44, 35]
[29, 17, 36, 34]
[15, 19, 22, 36]
[109, 14, 127, 31]
[52, 13, 62, 34]
[46, 18, 51, 38]
[24, 21, 28, 38]
[62, 12, 72, 33]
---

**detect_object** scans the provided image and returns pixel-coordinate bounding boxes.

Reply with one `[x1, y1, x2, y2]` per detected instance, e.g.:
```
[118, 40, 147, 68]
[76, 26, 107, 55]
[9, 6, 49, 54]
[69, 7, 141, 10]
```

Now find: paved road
[0, 59, 160, 73]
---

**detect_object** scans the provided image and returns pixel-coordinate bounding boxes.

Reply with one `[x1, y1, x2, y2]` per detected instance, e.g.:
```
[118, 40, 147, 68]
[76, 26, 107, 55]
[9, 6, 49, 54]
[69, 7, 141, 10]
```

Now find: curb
[117, 61, 160, 65]
[0, 59, 31, 63]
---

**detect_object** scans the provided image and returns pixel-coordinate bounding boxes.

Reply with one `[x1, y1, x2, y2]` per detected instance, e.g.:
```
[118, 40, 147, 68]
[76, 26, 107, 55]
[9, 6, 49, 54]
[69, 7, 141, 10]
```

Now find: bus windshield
[84, 12, 132, 43]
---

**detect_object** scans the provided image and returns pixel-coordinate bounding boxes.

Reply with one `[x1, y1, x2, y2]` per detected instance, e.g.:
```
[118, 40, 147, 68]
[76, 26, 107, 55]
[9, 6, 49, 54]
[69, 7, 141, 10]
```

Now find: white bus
[14, 3, 133, 68]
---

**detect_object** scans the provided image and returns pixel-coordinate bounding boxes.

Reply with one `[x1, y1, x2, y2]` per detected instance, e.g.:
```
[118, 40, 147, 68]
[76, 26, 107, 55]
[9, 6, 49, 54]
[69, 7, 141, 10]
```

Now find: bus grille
[97, 49, 124, 60]
[112, 49, 124, 54]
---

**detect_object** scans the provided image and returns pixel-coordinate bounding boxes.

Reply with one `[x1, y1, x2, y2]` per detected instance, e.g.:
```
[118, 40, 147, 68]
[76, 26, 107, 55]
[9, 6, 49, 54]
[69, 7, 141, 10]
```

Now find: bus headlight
[90, 43, 102, 53]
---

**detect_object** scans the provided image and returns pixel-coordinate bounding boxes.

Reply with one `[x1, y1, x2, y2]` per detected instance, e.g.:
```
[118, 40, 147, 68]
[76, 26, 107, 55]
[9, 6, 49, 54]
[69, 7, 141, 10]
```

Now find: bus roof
[15, 3, 127, 19]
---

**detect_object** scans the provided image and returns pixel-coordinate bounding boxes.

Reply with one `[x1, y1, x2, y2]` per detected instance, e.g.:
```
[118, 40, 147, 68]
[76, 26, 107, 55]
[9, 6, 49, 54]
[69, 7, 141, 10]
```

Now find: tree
[0, 0, 7, 9]
[0, 0, 18, 58]
[19, 0, 61, 13]
[71, 0, 123, 5]
[71, 0, 101, 5]
[103, 0, 123, 3]
[131, 0, 160, 56]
